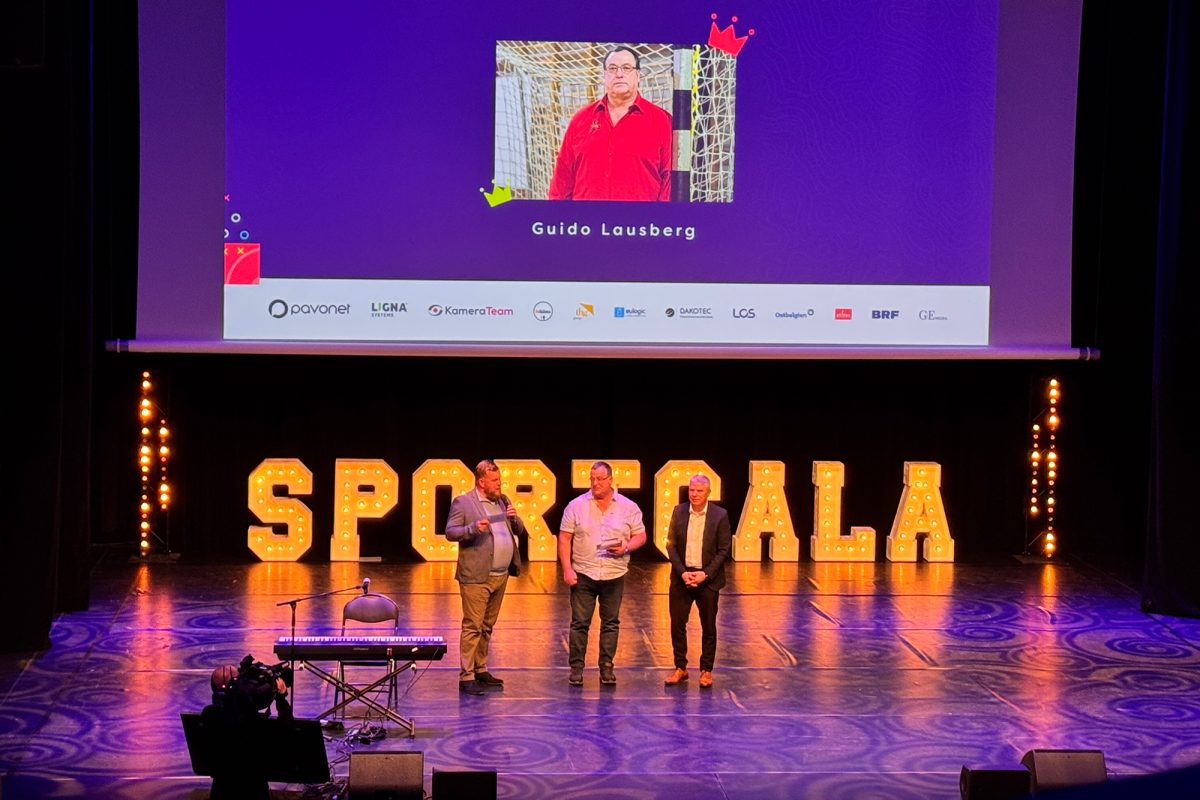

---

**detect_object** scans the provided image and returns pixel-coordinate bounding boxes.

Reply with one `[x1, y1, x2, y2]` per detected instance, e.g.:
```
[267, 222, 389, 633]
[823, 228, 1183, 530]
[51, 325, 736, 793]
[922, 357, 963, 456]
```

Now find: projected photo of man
[493, 41, 737, 203]
[548, 46, 672, 201]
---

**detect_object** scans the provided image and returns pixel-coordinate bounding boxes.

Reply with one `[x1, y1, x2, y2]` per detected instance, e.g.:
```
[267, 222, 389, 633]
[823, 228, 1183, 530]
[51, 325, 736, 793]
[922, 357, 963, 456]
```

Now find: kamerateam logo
[428, 304, 515, 317]
[268, 299, 351, 319]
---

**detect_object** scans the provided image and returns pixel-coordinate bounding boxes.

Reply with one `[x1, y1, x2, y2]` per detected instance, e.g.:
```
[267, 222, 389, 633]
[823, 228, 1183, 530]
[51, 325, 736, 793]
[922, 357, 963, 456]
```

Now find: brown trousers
[458, 571, 509, 681]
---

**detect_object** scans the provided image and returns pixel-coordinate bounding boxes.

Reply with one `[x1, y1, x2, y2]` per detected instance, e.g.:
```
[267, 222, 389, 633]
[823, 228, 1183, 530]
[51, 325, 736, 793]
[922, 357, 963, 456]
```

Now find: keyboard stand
[298, 659, 416, 737]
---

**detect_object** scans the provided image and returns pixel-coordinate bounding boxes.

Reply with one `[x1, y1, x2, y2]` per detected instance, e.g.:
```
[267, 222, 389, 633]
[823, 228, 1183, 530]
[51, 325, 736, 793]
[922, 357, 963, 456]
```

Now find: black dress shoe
[475, 671, 504, 687]
[459, 680, 487, 696]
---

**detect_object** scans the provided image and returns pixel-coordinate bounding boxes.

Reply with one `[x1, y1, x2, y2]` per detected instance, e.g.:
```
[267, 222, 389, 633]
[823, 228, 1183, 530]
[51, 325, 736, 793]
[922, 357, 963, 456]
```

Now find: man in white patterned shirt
[558, 461, 647, 686]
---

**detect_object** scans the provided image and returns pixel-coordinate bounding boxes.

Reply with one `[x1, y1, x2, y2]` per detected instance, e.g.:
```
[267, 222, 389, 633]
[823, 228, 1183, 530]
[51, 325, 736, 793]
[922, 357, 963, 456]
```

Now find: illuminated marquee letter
[496, 459, 557, 562]
[653, 460, 721, 557]
[571, 460, 642, 492]
[247, 458, 313, 562]
[331, 459, 399, 561]
[411, 459, 473, 562]
[734, 461, 797, 561]
[886, 462, 955, 562]
[811, 461, 876, 562]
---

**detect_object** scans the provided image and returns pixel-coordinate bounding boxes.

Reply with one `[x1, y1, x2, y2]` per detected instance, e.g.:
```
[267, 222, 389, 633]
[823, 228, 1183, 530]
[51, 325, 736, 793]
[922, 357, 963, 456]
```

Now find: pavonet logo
[268, 299, 351, 319]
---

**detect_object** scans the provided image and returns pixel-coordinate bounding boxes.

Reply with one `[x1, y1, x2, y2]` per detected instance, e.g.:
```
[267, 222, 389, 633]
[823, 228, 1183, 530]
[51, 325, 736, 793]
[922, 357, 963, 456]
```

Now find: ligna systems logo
[268, 299, 351, 319]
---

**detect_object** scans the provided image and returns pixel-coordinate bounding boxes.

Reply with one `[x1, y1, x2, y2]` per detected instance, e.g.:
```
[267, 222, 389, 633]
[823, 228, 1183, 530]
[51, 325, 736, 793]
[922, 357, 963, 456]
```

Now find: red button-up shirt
[548, 94, 672, 202]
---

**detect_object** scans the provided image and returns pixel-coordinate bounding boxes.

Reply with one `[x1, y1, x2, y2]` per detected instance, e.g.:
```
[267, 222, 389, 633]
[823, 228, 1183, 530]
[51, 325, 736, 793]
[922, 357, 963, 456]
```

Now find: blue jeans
[569, 573, 625, 669]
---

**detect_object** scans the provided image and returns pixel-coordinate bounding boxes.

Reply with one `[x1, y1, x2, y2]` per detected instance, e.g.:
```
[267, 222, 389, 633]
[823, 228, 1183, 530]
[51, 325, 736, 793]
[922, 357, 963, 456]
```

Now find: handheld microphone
[362, 577, 371, 595]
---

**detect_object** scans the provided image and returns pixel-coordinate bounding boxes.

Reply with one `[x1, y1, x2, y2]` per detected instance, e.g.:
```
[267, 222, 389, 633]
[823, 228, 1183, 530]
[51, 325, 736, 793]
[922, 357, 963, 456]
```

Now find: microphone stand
[276, 583, 368, 702]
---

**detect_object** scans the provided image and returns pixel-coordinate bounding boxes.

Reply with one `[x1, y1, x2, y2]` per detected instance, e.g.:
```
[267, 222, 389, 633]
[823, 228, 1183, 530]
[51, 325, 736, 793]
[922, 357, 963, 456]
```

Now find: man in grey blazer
[445, 460, 524, 695]
[664, 473, 732, 689]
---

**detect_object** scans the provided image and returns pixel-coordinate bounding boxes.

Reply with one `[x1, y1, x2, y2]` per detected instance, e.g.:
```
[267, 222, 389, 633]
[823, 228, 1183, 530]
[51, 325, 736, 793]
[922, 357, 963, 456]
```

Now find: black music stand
[181, 713, 330, 796]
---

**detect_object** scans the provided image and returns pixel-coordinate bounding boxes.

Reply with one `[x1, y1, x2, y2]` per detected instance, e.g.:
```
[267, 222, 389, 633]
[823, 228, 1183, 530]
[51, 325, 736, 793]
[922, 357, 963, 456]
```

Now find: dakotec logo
[268, 299, 351, 319]
[919, 309, 949, 321]
[676, 307, 713, 319]
[429, 304, 514, 317]
[370, 301, 407, 318]
[614, 306, 646, 318]
[775, 309, 815, 319]
[871, 310, 900, 320]
[665, 308, 676, 318]
[533, 301, 553, 321]
[834, 308, 853, 320]
[731, 308, 756, 319]
[574, 303, 595, 320]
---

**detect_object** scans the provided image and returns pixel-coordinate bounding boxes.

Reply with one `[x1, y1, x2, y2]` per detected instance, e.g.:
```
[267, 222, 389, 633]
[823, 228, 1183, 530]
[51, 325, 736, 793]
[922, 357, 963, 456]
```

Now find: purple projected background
[136, 0, 1079, 351]
[225, 1, 996, 286]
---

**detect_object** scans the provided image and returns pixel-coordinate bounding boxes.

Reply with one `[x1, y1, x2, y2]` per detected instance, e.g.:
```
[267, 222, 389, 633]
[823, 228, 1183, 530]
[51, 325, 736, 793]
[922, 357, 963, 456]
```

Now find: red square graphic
[224, 243, 261, 285]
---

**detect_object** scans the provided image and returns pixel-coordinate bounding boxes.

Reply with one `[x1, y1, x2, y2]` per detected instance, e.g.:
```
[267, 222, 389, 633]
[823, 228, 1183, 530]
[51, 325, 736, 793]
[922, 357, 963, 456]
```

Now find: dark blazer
[444, 492, 524, 583]
[665, 503, 732, 592]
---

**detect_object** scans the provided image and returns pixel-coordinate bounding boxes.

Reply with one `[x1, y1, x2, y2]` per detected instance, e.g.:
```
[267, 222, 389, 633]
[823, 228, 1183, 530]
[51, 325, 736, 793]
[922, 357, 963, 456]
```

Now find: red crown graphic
[708, 13, 754, 57]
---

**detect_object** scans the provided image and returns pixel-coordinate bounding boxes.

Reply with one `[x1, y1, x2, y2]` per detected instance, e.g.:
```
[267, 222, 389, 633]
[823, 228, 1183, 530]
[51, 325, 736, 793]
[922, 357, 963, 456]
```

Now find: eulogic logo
[614, 306, 646, 318]
[370, 301, 407, 318]
[775, 309, 815, 319]
[533, 301, 554, 321]
[429, 304, 514, 318]
[268, 299, 351, 319]
[731, 308, 756, 319]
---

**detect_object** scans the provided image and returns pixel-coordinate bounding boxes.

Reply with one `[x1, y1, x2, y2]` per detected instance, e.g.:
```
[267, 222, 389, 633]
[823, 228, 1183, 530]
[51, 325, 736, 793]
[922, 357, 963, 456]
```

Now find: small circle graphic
[533, 301, 553, 321]
[268, 299, 288, 319]
[665, 308, 675, 318]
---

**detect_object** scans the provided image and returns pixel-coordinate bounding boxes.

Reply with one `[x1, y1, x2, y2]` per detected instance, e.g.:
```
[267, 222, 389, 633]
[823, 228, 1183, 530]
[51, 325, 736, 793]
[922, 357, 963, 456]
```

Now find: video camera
[237, 654, 293, 690]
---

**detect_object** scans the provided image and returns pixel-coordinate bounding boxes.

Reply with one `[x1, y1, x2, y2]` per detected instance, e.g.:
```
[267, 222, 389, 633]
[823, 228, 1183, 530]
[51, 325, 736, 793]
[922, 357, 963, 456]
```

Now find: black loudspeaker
[431, 768, 498, 799]
[960, 766, 1032, 799]
[1020, 749, 1107, 793]
[349, 751, 424, 800]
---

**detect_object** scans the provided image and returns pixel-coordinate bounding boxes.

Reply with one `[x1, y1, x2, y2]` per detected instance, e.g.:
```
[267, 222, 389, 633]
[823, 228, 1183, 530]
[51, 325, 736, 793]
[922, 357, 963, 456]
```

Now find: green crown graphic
[480, 182, 513, 207]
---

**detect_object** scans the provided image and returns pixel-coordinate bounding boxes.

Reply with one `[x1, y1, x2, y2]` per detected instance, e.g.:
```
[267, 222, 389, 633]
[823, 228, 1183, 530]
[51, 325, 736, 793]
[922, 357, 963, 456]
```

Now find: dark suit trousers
[669, 578, 720, 671]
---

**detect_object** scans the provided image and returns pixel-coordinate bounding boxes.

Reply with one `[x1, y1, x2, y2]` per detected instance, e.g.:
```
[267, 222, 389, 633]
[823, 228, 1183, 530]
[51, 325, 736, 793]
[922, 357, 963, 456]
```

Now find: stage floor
[2, 556, 1199, 799]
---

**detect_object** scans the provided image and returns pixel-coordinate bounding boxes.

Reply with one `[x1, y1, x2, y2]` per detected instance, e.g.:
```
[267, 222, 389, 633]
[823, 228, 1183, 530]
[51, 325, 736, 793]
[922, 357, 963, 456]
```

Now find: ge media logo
[533, 301, 553, 321]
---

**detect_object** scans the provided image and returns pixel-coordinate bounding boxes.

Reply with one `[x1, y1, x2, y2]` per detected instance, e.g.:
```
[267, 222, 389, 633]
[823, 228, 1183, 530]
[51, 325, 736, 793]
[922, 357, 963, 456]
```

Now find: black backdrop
[2, 0, 1194, 652]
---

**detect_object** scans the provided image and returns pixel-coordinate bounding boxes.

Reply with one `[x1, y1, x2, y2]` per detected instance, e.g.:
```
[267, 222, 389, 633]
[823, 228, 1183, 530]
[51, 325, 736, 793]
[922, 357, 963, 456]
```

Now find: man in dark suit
[445, 460, 524, 695]
[664, 474, 732, 689]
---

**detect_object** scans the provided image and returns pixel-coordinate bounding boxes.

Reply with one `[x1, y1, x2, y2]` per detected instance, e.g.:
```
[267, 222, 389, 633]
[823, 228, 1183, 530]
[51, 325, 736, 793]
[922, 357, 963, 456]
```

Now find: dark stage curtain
[1143, 0, 1199, 617]
[0, 1, 130, 651]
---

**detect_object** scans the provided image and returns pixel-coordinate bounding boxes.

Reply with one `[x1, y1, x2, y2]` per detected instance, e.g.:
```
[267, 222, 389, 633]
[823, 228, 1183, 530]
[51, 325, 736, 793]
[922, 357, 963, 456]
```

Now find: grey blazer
[444, 491, 525, 583]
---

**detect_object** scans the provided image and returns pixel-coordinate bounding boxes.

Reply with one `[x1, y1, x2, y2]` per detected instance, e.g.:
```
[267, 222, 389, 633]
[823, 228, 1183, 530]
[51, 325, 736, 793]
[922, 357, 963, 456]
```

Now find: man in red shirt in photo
[548, 46, 672, 202]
